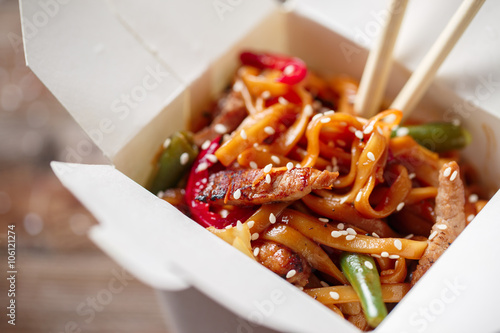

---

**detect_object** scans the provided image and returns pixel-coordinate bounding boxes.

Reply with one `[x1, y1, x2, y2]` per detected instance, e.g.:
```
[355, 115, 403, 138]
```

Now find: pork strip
[193, 90, 248, 147]
[197, 168, 338, 206]
[411, 161, 466, 285]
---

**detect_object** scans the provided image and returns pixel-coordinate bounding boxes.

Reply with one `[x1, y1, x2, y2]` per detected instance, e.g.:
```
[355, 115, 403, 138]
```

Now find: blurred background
[0, 1, 167, 332]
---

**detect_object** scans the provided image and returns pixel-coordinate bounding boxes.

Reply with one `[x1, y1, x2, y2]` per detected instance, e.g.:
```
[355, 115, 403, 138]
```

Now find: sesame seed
[346, 235, 356, 241]
[265, 174, 272, 184]
[396, 127, 409, 137]
[214, 124, 227, 134]
[329, 291, 340, 300]
[247, 220, 255, 229]
[251, 233, 260, 240]
[261, 91, 271, 99]
[220, 209, 229, 218]
[364, 261, 374, 269]
[372, 232, 380, 238]
[469, 194, 478, 203]
[349, 126, 357, 133]
[262, 164, 272, 174]
[336, 140, 346, 147]
[269, 213, 276, 224]
[286, 269, 297, 279]
[450, 170, 458, 181]
[236, 220, 243, 231]
[157, 190, 164, 198]
[389, 254, 400, 259]
[397, 202, 405, 211]
[371, 254, 381, 258]
[201, 140, 211, 150]
[233, 189, 242, 200]
[297, 286, 304, 291]
[346, 228, 357, 235]
[163, 138, 171, 149]
[206, 154, 218, 163]
[286, 162, 294, 170]
[436, 224, 447, 230]
[405, 234, 414, 239]
[271, 155, 280, 164]
[278, 97, 289, 105]
[233, 81, 244, 92]
[467, 214, 475, 222]
[253, 247, 260, 257]
[337, 223, 345, 230]
[428, 230, 438, 241]
[250, 161, 258, 169]
[331, 231, 342, 238]
[196, 162, 209, 172]
[340, 230, 348, 236]
[320, 281, 329, 288]
[409, 173, 416, 179]
[363, 125, 374, 135]
[377, 127, 384, 135]
[394, 239, 403, 250]
[180, 153, 189, 165]
[283, 65, 294, 75]
[240, 129, 247, 140]
[225, 225, 232, 229]
[321, 117, 331, 124]
[264, 126, 275, 135]
[367, 152, 375, 161]
[355, 130, 364, 139]
[331, 157, 338, 166]
[355, 191, 362, 202]
[443, 167, 452, 177]
[312, 113, 322, 121]
[303, 104, 313, 116]
[319, 217, 329, 223]
[324, 110, 335, 115]
[381, 252, 389, 258]
[382, 114, 397, 123]
[296, 163, 301, 168]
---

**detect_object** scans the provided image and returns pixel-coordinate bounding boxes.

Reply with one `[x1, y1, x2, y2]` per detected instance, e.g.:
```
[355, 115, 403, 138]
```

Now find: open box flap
[51, 161, 358, 333]
[20, 0, 185, 160]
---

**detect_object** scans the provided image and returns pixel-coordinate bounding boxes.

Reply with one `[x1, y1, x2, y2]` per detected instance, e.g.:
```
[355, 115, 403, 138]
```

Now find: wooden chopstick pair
[354, 0, 485, 121]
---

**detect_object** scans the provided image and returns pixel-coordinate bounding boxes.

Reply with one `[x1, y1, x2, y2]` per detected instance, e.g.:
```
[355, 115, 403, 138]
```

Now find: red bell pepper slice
[240, 51, 307, 85]
[185, 137, 254, 229]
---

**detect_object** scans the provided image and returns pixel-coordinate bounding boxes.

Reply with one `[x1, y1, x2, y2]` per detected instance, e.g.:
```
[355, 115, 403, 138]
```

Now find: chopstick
[355, 0, 409, 118]
[391, 0, 485, 121]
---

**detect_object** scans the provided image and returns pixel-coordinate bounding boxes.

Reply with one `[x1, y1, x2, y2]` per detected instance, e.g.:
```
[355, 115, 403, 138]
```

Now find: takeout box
[20, 0, 500, 332]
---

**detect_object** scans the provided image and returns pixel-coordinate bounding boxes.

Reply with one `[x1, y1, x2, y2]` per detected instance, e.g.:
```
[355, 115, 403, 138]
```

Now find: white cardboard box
[20, 1, 500, 332]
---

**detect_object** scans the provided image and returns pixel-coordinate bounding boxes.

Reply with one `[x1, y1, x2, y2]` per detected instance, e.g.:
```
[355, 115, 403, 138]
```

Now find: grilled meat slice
[193, 90, 248, 147]
[197, 167, 338, 206]
[411, 162, 466, 285]
[253, 240, 311, 287]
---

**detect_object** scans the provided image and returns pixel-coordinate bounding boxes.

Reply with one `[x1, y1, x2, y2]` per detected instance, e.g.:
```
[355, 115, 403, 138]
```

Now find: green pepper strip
[340, 252, 387, 328]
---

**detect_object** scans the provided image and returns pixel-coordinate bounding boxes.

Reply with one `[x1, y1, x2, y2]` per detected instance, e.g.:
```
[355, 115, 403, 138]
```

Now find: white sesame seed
[233, 189, 242, 200]
[283, 65, 294, 76]
[321, 117, 331, 124]
[236, 220, 243, 231]
[163, 138, 171, 149]
[371, 254, 381, 258]
[250, 161, 258, 169]
[355, 191, 362, 202]
[269, 213, 276, 224]
[436, 224, 447, 230]
[337, 223, 345, 230]
[296, 163, 301, 168]
[319, 217, 329, 223]
[355, 130, 364, 139]
[382, 114, 397, 123]
[346, 227, 357, 235]
[278, 97, 289, 105]
[180, 153, 189, 165]
[286, 162, 294, 170]
[428, 230, 438, 241]
[389, 254, 400, 259]
[261, 91, 271, 99]
[331, 231, 342, 238]
[240, 129, 248, 140]
[340, 230, 348, 236]
[201, 140, 211, 150]
[312, 113, 322, 121]
[196, 162, 209, 172]
[468, 194, 478, 203]
[336, 140, 346, 147]
[397, 202, 405, 211]
[286, 269, 297, 279]
[271, 155, 280, 164]
[377, 127, 384, 135]
[264, 126, 276, 135]
[225, 225, 232, 229]
[253, 247, 260, 256]
[364, 261, 374, 269]
[251, 233, 260, 241]
[206, 154, 218, 163]
[220, 209, 229, 218]
[247, 220, 255, 229]
[262, 164, 272, 174]
[394, 239, 403, 251]
[346, 235, 356, 241]
[450, 170, 458, 181]
[324, 110, 335, 115]
[297, 286, 304, 291]
[396, 127, 410, 137]
[381, 251, 389, 258]
[264, 174, 271, 184]
[157, 190, 164, 198]
[363, 125, 374, 135]
[349, 126, 357, 133]
[467, 214, 475, 222]
[233, 81, 244, 92]
[409, 173, 416, 179]
[367, 152, 375, 161]
[443, 167, 452, 177]
[405, 234, 414, 239]
[303, 104, 313, 116]
[329, 291, 340, 300]
[372, 232, 380, 238]
[320, 281, 329, 288]
[214, 124, 228, 134]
